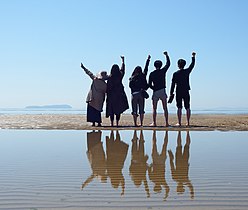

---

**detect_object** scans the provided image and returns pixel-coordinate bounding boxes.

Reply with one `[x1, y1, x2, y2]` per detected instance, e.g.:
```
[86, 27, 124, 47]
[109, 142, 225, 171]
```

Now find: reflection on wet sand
[129, 130, 150, 197]
[106, 130, 129, 195]
[82, 130, 194, 200]
[168, 131, 194, 199]
[148, 131, 170, 200]
[81, 131, 107, 189]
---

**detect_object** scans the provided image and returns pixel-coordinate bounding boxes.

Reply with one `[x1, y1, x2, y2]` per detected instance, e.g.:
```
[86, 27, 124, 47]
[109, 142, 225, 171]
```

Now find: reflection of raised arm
[143, 55, 151, 76]
[188, 52, 196, 73]
[120, 56, 125, 75]
[162, 51, 170, 72]
[81, 62, 95, 80]
[81, 174, 95, 190]
[187, 182, 194, 199]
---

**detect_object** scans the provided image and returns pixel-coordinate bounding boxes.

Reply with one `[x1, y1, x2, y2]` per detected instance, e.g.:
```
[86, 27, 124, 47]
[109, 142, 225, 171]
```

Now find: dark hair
[110, 64, 121, 77]
[131, 66, 142, 77]
[154, 60, 162, 69]
[177, 59, 186, 69]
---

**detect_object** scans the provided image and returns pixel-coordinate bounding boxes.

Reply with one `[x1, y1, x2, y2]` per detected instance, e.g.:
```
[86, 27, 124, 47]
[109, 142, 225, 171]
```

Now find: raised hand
[163, 51, 168, 56]
[80, 63, 86, 70]
[148, 55, 151, 60]
[192, 52, 196, 57]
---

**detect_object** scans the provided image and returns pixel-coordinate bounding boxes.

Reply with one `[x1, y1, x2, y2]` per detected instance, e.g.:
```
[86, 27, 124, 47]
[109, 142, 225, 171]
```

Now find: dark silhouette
[129, 130, 150, 197]
[168, 52, 196, 126]
[148, 51, 171, 127]
[148, 131, 170, 200]
[106, 56, 129, 127]
[81, 63, 108, 126]
[81, 131, 107, 189]
[168, 131, 194, 199]
[106, 130, 129, 196]
[129, 55, 151, 126]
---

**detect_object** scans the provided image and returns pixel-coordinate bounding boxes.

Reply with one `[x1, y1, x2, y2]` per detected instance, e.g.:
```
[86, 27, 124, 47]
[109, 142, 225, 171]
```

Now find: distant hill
[25, 104, 72, 109]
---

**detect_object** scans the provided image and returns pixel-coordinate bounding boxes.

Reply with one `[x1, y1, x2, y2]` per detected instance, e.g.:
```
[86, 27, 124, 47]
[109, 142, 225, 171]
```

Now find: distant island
[25, 104, 72, 109]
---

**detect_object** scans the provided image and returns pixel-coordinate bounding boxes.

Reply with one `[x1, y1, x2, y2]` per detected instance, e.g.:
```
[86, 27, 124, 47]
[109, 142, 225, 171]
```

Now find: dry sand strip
[0, 114, 248, 131]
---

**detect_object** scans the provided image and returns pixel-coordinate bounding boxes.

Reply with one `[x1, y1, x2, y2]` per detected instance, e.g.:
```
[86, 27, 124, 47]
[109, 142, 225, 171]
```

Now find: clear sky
[0, 0, 248, 111]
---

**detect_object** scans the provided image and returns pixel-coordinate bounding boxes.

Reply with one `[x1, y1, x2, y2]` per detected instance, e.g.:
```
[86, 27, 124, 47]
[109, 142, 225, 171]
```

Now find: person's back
[148, 51, 170, 127]
[173, 69, 191, 94]
[149, 68, 167, 92]
[169, 52, 196, 126]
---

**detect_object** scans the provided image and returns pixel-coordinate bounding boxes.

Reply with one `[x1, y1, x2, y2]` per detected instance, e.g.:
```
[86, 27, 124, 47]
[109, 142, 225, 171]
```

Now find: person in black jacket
[148, 51, 170, 127]
[129, 55, 150, 126]
[169, 52, 196, 126]
[106, 56, 129, 127]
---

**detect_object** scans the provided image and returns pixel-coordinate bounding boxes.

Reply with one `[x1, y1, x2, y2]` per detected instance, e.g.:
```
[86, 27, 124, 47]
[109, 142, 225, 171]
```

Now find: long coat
[84, 69, 107, 112]
[106, 64, 129, 117]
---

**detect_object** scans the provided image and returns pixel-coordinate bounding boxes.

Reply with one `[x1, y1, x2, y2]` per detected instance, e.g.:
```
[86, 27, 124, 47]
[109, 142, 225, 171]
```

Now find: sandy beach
[0, 113, 248, 131]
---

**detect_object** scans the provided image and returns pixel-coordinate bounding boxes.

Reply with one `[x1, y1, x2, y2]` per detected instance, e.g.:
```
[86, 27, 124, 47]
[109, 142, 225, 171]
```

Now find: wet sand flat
[0, 113, 248, 131]
[0, 130, 248, 210]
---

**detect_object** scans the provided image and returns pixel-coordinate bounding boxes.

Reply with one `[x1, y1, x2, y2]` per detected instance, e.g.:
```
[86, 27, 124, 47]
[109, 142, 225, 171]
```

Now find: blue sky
[0, 0, 247, 111]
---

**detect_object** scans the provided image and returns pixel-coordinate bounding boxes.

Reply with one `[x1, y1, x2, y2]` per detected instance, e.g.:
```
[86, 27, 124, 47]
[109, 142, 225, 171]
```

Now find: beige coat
[85, 69, 107, 112]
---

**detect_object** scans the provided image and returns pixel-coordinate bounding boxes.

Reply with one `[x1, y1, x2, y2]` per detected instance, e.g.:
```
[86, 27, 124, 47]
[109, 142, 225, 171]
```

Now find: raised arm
[143, 55, 151, 76]
[187, 52, 196, 73]
[161, 51, 170, 72]
[81, 63, 95, 80]
[120, 56, 125, 76]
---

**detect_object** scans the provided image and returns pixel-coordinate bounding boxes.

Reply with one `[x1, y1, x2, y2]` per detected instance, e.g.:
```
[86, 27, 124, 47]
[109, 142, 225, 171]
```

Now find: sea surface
[1, 108, 248, 115]
[0, 130, 248, 209]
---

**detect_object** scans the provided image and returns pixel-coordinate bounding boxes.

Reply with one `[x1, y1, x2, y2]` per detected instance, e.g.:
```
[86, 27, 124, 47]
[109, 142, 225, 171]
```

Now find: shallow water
[0, 130, 248, 209]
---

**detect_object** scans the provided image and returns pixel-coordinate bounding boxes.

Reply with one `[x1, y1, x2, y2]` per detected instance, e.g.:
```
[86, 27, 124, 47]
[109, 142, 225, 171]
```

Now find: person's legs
[176, 93, 183, 126]
[116, 114, 121, 127]
[151, 99, 158, 126]
[184, 92, 191, 126]
[186, 109, 191, 126]
[162, 98, 169, 127]
[177, 108, 182, 126]
[110, 114, 114, 126]
[139, 96, 145, 126]
[131, 94, 139, 126]
[133, 114, 138, 127]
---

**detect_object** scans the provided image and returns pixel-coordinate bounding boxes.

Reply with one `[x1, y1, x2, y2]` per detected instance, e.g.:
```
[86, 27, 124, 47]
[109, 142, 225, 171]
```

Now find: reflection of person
[168, 131, 194, 199]
[129, 55, 150, 127]
[106, 130, 129, 195]
[129, 130, 150, 197]
[148, 131, 170, 200]
[148, 51, 170, 127]
[81, 63, 108, 127]
[106, 56, 129, 127]
[168, 52, 196, 126]
[81, 130, 107, 189]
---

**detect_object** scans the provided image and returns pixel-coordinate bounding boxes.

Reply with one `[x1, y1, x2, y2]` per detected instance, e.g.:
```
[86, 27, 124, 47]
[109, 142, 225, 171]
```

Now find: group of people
[81, 51, 196, 127]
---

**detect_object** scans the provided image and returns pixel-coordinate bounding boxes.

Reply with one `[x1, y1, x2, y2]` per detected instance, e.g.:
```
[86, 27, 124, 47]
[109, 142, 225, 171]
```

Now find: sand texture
[0, 114, 248, 131]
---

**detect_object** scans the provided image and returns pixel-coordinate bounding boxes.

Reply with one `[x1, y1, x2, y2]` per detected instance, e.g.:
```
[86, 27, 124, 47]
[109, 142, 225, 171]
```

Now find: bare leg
[116, 114, 121, 127]
[140, 114, 144, 126]
[151, 100, 158, 126]
[110, 115, 114, 127]
[132, 114, 138, 127]
[186, 108, 191, 126]
[177, 108, 182, 126]
[162, 99, 169, 127]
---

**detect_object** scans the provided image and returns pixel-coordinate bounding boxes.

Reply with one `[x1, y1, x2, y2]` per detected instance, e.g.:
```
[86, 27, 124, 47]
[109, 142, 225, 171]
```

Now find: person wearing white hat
[81, 62, 109, 126]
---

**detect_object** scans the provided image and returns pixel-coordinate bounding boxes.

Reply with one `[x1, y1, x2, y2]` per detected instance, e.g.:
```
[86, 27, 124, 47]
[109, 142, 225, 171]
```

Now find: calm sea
[0, 108, 248, 115]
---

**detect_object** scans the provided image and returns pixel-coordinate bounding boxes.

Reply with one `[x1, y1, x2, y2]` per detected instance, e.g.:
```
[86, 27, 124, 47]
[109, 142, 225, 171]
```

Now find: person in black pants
[169, 52, 196, 126]
[129, 55, 150, 126]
